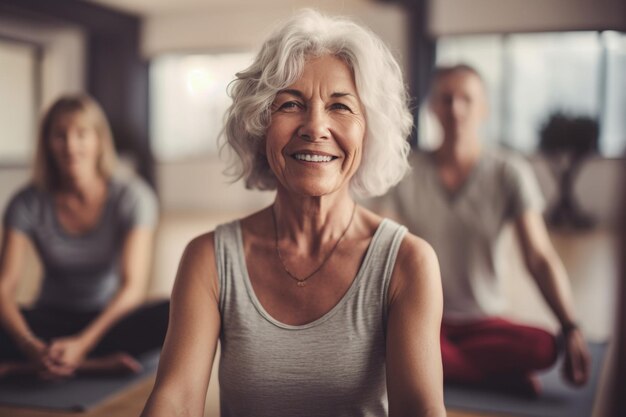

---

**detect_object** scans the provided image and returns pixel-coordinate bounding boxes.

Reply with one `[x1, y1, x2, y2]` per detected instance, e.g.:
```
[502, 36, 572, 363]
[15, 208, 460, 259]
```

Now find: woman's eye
[330, 103, 352, 112]
[51, 132, 66, 142]
[279, 101, 302, 111]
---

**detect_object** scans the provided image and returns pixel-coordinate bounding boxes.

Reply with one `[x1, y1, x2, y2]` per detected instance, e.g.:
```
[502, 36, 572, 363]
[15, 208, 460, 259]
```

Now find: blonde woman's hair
[33, 94, 118, 191]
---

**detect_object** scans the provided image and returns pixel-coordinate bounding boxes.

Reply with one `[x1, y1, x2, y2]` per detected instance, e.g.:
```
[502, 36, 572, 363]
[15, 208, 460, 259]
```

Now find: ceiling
[84, 0, 361, 16]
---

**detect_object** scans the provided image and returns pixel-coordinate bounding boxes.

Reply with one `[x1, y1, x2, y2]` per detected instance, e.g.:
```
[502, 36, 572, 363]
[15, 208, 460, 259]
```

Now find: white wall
[156, 155, 275, 213]
[429, 0, 626, 36]
[142, 0, 409, 75]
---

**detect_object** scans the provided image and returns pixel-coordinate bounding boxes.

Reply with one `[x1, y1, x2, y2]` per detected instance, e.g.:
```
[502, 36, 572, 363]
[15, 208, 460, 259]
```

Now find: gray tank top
[214, 218, 407, 417]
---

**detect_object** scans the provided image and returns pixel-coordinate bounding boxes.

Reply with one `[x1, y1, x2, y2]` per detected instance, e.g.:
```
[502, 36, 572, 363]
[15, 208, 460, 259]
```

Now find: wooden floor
[0, 374, 498, 417]
[0, 377, 155, 417]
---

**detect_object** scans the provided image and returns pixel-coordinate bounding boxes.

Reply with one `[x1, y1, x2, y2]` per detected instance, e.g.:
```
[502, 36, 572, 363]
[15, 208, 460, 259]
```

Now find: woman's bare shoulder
[174, 230, 220, 296]
[389, 231, 441, 302]
[398, 232, 437, 266]
[184, 231, 216, 260]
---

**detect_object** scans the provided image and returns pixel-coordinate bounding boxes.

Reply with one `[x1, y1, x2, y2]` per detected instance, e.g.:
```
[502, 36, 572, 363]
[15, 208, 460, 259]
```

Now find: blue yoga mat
[0, 350, 159, 412]
[444, 342, 608, 417]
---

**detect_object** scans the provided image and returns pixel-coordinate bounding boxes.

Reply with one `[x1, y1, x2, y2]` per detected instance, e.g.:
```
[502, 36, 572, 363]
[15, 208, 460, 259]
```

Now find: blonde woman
[0, 94, 168, 378]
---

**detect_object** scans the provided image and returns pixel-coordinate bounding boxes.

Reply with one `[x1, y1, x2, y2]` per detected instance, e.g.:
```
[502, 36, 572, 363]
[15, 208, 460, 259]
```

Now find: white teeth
[294, 154, 333, 162]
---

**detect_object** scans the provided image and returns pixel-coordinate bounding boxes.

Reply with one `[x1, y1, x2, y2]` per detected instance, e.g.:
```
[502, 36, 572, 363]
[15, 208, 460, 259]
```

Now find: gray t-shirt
[374, 149, 544, 321]
[3, 177, 158, 311]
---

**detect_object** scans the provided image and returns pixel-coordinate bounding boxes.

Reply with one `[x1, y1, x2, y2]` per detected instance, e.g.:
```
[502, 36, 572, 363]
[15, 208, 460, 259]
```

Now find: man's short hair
[433, 64, 484, 83]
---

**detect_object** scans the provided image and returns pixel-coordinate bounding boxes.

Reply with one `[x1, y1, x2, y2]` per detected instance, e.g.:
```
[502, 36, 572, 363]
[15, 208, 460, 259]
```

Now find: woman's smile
[291, 150, 340, 165]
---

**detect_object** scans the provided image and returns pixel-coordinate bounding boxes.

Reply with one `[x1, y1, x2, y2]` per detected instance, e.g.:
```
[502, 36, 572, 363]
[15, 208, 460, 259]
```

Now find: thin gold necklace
[271, 202, 357, 287]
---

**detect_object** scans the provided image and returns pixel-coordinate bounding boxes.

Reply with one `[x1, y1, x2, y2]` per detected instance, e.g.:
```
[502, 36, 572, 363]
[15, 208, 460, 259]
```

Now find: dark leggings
[0, 300, 169, 361]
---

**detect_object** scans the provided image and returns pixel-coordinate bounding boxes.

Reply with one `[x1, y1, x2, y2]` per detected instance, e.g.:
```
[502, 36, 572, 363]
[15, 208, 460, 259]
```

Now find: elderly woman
[0, 95, 168, 378]
[142, 10, 445, 417]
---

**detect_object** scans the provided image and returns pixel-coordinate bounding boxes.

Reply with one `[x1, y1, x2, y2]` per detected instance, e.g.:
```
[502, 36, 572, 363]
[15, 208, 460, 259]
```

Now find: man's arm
[515, 210, 591, 386]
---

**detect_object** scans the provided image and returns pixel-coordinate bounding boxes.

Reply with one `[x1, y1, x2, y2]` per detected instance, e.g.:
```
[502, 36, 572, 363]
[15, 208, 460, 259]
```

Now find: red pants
[441, 317, 558, 384]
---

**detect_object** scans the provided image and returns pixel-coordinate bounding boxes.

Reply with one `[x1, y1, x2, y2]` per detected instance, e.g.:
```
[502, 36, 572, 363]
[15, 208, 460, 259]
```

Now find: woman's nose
[297, 106, 330, 141]
[61, 134, 84, 154]
[65, 135, 78, 150]
[450, 98, 467, 119]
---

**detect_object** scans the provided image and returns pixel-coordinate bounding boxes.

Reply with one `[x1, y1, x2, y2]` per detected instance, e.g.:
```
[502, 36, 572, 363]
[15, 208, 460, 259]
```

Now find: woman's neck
[272, 189, 356, 253]
[435, 136, 482, 169]
[57, 173, 107, 203]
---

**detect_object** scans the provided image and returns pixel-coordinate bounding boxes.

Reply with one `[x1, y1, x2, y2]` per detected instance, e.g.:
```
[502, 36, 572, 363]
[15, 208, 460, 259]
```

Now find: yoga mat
[444, 342, 608, 417]
[0, 350, 159, 412]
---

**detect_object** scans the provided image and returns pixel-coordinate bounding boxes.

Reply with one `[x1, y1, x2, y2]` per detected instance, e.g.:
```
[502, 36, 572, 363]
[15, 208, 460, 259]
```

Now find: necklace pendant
[297, 281, 306, 287]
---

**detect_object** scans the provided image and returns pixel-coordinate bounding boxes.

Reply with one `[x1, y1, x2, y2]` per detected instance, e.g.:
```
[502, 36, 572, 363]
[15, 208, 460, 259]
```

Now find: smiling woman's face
[265, 54, 366, 198]
[48, 110, 101, 184]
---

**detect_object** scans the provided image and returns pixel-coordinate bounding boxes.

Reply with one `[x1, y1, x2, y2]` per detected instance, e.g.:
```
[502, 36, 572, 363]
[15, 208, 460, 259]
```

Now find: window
[601, 31, 626, 156]
[0, 38, 39, 163]
[425, 31, 626, 157]
[150, 52, 254, 161]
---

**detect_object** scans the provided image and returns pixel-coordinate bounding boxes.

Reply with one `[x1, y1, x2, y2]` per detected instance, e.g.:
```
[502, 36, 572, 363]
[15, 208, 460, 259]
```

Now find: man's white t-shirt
[375, 149, 545, 321]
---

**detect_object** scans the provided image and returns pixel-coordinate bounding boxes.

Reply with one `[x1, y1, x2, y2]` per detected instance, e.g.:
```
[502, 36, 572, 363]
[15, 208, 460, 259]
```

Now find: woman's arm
[141, 233, 221, 417]
[47, 227, 155, 368]
[0, 229, 49, 363]
[386, 234, 446, 417]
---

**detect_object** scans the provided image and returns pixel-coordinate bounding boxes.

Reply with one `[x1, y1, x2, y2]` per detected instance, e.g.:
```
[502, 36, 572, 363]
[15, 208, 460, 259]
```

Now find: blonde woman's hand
[18, 336, 49, 366]
[46, 335, 91, 374]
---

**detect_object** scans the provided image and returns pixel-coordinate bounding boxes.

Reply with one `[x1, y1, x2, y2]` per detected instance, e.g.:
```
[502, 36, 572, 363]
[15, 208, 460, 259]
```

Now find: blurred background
[0, 0, 624, 416]
[1, 0, 624, 220]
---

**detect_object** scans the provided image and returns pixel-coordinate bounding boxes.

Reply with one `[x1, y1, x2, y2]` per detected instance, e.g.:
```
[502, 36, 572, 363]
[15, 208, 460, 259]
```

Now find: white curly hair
[221, 9, 412, 198]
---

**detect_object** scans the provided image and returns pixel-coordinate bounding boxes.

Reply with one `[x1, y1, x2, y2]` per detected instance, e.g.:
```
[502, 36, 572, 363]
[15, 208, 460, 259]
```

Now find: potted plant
[539, 112, 599, 229]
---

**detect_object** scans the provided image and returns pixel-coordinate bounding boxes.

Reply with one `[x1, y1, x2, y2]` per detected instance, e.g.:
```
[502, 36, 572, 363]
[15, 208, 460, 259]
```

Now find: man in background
[375, 64, 590, 395]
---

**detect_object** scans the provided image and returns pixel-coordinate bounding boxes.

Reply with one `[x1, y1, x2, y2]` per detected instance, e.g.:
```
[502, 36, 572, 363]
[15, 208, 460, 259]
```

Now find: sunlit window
[424, 31, 626, 157]
[601, 31, 626, 156]
[0, 38, 38, 164]
[506, 32, 601, 152]
[150, 52, 254, 161]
